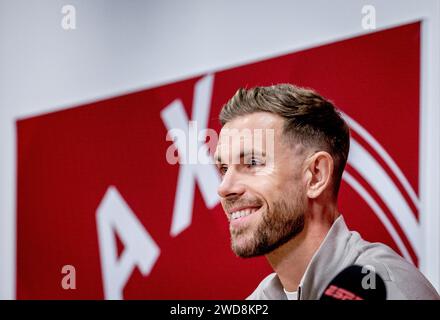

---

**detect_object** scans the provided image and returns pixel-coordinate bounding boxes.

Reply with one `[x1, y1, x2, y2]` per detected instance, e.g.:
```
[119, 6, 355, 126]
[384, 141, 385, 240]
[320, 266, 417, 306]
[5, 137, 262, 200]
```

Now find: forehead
[218, 112, 284, 142]
[215, 113, 284, 162]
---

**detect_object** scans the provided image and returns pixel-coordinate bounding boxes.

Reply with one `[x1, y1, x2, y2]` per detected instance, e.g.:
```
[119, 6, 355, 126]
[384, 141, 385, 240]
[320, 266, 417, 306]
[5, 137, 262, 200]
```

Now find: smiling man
[214, 84, 439, 300]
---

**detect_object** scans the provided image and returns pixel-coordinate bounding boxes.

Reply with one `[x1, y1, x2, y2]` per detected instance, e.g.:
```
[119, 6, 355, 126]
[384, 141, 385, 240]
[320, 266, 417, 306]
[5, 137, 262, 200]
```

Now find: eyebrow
[215, 150, 266, 164]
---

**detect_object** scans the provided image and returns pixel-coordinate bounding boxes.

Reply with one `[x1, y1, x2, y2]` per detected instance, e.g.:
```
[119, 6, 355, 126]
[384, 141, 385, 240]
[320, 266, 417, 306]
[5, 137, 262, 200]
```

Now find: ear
[304, 151, 334, 199]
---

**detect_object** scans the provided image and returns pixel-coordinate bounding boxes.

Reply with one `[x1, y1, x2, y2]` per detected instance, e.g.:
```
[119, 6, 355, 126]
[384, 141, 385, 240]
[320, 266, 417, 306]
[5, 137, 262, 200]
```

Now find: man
[214, 84, 439, 300]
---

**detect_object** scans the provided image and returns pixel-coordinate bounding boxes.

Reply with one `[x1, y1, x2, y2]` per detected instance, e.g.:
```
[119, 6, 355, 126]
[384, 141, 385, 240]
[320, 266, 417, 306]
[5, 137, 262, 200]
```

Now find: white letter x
[161, 74, 220, 236]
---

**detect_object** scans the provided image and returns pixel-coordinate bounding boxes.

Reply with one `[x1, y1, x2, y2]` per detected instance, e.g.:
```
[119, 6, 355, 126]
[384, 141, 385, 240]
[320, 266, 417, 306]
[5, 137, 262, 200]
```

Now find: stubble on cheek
[229, 191, 306, 258]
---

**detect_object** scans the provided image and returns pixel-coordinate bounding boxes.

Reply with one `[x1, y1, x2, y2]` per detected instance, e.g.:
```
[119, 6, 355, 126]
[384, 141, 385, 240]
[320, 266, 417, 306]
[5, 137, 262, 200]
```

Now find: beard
[229, 193, 306, 258]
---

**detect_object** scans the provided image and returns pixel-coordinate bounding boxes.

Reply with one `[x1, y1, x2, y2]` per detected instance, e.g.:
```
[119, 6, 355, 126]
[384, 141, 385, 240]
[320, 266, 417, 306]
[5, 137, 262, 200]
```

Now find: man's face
[215, 112, 307, 258]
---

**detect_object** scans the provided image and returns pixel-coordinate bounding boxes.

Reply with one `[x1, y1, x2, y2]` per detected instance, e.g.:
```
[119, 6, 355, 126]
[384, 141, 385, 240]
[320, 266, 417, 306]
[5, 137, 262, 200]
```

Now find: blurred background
[0, 0, 439, 299]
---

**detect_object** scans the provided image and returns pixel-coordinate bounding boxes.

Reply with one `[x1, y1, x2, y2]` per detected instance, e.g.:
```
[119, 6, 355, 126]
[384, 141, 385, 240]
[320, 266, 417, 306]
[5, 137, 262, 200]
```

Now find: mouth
[228, 206, 262, 222]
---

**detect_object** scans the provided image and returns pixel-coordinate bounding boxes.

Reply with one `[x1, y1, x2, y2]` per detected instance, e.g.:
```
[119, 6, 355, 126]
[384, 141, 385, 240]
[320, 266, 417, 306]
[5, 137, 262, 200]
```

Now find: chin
[232, 247, 260, 258]
[231, 238, 265, 258]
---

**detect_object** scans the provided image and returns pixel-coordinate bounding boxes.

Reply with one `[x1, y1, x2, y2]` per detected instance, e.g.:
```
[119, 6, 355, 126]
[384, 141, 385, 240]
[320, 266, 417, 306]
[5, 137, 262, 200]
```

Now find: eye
[248, 158, 263, 167]
[218, 165, 228, 176]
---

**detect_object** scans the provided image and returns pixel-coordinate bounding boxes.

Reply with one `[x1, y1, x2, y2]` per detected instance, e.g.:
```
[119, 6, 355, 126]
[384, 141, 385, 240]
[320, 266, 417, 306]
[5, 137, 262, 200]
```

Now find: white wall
[1, 0, 439, 299]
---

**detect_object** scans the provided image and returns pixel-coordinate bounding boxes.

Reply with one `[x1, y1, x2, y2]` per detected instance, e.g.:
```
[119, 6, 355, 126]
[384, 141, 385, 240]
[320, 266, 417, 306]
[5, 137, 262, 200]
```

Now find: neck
[266, 206, 338, 292]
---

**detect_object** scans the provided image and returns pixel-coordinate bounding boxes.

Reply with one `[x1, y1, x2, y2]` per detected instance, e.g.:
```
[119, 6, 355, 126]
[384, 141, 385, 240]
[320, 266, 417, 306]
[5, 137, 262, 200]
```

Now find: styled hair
[219, 83, 350, 197]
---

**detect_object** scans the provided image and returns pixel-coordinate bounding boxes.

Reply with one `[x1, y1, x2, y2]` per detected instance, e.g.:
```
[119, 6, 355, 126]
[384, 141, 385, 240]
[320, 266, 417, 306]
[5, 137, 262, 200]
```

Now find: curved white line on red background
[347, 138, 420, 257]
[342, 171, 415, 265]
[341, 112, 419, 210]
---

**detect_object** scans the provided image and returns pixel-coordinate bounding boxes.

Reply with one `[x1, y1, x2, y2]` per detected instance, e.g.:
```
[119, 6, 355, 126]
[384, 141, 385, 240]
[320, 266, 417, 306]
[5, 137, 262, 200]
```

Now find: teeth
[231, 208, 257, 220]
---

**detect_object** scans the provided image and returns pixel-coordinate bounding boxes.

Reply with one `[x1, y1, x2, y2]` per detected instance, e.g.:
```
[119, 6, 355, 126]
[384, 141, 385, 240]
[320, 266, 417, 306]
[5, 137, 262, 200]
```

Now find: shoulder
[246, 273, 285, 300]
[349, 234, 439, 300]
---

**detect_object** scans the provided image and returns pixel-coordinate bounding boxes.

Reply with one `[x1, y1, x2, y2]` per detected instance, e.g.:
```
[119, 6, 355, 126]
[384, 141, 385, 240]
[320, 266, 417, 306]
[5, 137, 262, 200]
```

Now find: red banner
[17, 22, 420, 299]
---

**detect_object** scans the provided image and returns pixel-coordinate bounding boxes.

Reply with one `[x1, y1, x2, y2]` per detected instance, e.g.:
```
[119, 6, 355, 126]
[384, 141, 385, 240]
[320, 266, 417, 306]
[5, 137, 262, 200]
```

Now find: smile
[230, 207, 261, 221]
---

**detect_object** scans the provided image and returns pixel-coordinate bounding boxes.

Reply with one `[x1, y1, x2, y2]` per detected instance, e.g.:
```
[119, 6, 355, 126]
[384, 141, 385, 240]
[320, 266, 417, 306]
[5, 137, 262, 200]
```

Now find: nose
[217, 168, 246, 199]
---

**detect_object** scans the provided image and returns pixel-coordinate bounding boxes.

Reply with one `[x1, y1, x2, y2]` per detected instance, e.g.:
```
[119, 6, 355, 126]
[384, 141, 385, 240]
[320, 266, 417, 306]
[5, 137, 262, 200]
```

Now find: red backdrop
[16, 22, 420, 299]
